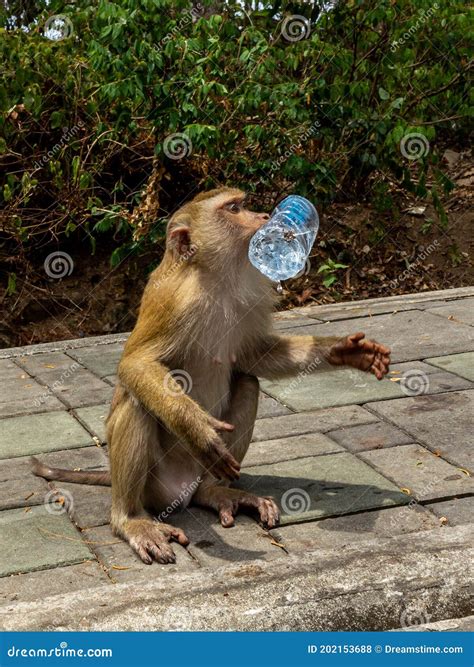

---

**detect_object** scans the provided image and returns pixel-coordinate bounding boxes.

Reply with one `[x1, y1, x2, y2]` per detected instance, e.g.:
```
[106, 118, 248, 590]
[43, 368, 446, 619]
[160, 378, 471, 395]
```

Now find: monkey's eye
[226, 202, 241, 214]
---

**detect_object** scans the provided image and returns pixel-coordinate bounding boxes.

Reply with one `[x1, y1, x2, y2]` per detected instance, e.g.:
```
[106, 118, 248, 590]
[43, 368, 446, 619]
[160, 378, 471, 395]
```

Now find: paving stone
[103, 375, 118, 386]
[302, 303, 421, 321]
[256, 392, 291, 419]
[39, 445, 108, 471]
[243, 433, 344, 468]
[0, 360, 26, 380]
[426, 497, 474, 526]
[0, 376, 64, 418]
[367, 390, 474, 470]
[287, 310, 474, 362]
[236, 453, 409, 524]
[359, 444, 474, 501]
[49, 481, 111, 529]
[172, 507, 283, 567]
[388, 361, 442, 375]
[425, 352, 474, 382]
[270, 504, 439, 552]
[0, 562, 109, 605]
[83, 524, 197, 582]
[74, 404, 109, 443]
[67, 344, 124, 379]
[0, 505, 93, 577]
[0, 412, 92, 460]
[16, 352, 114, 408]
[426, 298, 474, 326]
[252, 406, 378, 442]
[0, 456, 50, 511]
[273, 317, 316, 330]
[326, 421, 413, 453]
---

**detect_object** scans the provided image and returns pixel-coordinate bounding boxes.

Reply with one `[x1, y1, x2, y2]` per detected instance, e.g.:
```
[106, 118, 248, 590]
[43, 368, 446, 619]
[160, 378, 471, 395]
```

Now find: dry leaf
[111, 565, 131, 571]
[439, 516, 448, 525]
[24, 491, 34, 501]
[390, 370, 401, 375]
[44, 364, 56, 368]
[390, 377, 401, 382]
[24, 507, 32, 513]
[458, 468, 471, 477]
[400, 487, 412, 495]
[270, 539, 286, 548]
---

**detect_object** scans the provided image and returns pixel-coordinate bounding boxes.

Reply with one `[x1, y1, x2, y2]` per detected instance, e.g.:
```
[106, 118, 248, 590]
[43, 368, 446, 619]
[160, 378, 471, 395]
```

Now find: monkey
[32, 187, 391, 565]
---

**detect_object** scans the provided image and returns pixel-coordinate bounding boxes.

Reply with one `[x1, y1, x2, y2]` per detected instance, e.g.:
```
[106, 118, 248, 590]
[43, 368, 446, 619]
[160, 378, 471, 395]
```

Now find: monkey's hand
[197, 416, 241, 481]
[327, 332, 391, 380]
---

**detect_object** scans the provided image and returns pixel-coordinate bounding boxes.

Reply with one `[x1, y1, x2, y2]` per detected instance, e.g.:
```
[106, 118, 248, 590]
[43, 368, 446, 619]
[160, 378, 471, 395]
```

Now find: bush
[0, 0, 471, 264]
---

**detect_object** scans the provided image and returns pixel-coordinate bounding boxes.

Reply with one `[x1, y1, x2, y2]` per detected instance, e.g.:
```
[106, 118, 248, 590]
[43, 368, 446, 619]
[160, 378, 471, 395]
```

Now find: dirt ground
[1, 149, 472, 349]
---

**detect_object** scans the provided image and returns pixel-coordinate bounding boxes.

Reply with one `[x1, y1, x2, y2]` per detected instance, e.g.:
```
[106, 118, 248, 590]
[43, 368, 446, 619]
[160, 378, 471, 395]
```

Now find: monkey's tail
[31, 456, 111, 486]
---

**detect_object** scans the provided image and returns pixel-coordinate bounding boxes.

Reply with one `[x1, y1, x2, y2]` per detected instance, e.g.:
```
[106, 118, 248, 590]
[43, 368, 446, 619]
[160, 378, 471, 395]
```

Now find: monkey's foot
[194, 486, 280, 529]
[117, 518, 189, 565]
[328, 332, 391, 380]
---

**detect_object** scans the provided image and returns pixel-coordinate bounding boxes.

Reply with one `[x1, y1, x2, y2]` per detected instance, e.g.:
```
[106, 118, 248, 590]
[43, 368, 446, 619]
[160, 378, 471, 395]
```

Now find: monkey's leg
[192, 374, 280, 528]
[108, 398, 189, 564]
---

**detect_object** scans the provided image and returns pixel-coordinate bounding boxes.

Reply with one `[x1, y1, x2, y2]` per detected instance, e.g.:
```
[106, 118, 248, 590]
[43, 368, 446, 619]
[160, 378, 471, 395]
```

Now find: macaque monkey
[32, 187, 391, 564]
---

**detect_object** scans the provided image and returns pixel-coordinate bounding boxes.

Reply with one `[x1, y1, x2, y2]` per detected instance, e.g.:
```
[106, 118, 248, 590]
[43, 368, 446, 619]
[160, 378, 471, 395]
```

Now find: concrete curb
[1, 525, 472, 631]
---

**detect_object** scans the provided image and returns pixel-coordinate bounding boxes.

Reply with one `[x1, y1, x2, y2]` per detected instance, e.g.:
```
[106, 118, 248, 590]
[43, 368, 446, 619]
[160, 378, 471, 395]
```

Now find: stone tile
[0, 360, 26, 380]
[39, 445, 108, 471]
[273, 317, 316, 331]
[0, 505, 93, 577]
[426, 298, 474, 326]
[67, 344, 124, 379]
[0, 562, 109, 605]
[49, 481, 111, 529]
[172, 507, 283, 567]
[252, 406, 377, 442]
[0, 376, 64, 418]
[0, 412, 92, 460]
[367, 390, 474, 470]
[326, 421, 413, 453]
[0, 456, 50, 511]
[243, 433, 344, 468]
[236, 453, 409, 524]
[256, 392, 291, 419]
[359, 444, 474, 501]
[103, 375, 118, 386]
[270, 504, 439, 552]
[260, 369, 472, 413]
[83, 524, 197, 582]
[388, 361, 442, 375]
[425, 352, 474, 382]
[16, 352, 114, 408]
[302, 303, 421, 321]
[287, 310, 474, 362]
[426, 497, 474, 526]
[74, 404, 109, 443]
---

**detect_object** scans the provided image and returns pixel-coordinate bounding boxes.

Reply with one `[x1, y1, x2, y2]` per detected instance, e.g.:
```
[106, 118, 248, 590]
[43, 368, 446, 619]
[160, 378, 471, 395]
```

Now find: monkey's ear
[167, 214, 192, 257]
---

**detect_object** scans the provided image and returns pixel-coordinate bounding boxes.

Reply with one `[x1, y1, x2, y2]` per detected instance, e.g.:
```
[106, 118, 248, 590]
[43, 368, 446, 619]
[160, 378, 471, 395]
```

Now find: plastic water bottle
[248, 195, 319, 282]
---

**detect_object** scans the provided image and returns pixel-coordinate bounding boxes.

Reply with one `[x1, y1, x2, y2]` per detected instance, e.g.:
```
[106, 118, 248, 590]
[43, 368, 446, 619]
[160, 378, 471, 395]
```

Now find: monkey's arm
[239, 332, 390, 381]
[118, 350, 240, 480]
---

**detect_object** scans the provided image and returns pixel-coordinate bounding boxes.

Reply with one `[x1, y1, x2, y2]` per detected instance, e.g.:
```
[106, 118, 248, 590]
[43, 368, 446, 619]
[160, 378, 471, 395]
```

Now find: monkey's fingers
[169, 527, 190, 546]
[210, 417, 235, 432]
[219, 500, 237, 528]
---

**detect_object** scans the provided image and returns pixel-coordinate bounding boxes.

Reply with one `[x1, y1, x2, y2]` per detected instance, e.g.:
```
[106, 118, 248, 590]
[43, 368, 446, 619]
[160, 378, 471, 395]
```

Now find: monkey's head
[166, 187, 269, 270]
